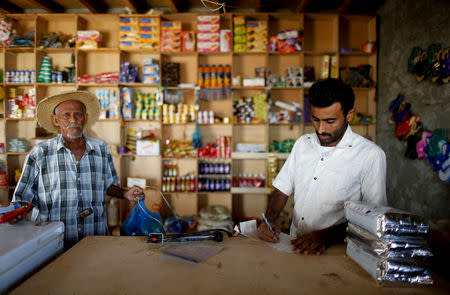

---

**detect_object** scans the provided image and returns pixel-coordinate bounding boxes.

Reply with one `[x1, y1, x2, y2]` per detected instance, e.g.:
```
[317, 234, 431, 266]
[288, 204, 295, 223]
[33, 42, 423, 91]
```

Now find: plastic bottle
[190, 175, 196, 192]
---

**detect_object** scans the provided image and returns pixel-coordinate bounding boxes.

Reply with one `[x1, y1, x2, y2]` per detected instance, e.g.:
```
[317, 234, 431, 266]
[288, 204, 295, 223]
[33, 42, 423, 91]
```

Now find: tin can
[362, 41, 376, 54]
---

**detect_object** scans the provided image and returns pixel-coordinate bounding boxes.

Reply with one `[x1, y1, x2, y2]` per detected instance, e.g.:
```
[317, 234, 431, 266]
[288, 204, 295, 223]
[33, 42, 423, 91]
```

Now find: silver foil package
[344, 201, 429, 239]
[347, 223, 433, 263]
[346, 238, 433, 286]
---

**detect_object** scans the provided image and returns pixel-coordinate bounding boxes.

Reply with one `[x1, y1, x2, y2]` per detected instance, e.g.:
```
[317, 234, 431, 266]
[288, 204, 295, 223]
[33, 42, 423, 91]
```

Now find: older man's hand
[125, 186, 144, 202]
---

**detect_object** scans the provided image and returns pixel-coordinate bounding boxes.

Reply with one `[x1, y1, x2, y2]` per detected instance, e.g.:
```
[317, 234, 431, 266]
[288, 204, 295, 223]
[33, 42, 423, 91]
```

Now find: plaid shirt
[13, 135, 119, 245]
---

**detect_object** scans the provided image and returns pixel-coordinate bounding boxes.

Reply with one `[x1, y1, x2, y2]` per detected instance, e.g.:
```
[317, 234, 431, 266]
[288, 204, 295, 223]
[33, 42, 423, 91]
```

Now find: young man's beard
[316, 122, 348, 146]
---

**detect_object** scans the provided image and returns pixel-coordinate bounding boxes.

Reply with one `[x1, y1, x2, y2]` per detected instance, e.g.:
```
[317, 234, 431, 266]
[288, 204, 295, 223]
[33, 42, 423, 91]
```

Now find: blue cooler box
[0, 221, 64, 293]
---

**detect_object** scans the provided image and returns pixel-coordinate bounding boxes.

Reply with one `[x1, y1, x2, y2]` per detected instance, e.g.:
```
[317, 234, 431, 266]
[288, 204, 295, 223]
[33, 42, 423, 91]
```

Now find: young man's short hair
[309, 78, 355, 116]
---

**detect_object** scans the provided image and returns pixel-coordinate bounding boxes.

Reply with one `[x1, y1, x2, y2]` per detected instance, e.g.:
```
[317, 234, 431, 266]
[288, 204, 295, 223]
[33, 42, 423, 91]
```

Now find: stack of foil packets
[344, 201, 433, 286]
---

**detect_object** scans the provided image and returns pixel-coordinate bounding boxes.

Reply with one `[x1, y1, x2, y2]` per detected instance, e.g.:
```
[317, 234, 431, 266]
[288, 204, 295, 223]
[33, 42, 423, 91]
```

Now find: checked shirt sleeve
[13, 152, 39, 206]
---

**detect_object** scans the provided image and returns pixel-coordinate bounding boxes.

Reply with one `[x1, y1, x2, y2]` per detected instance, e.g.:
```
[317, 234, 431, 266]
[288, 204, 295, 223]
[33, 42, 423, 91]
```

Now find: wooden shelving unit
[0, 12, 378, 223]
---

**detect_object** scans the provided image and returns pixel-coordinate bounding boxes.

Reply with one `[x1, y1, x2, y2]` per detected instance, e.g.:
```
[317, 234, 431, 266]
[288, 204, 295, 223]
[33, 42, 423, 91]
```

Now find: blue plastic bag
[120, 199, 165, 236]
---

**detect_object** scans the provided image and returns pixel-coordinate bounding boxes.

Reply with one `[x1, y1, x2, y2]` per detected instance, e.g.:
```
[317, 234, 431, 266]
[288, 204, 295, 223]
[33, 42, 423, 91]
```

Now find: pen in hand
[261, 212, 279, 243]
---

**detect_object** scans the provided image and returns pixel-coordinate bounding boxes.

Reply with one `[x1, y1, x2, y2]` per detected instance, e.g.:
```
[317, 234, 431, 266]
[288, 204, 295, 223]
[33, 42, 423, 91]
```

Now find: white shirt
[272, 125, 387, 237]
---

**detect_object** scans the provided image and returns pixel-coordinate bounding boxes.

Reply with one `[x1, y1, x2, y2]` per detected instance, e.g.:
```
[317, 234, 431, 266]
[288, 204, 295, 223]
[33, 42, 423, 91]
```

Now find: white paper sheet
[235, 220, 294, 253]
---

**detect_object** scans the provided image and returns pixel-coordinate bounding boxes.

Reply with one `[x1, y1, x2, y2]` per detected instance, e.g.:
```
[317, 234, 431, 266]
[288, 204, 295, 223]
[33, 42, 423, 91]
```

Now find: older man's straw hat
[37, 90, 100, 134]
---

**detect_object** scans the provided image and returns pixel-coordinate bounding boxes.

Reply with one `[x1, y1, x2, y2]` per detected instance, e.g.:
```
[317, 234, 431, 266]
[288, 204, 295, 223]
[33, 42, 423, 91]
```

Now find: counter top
[11, 235, 450, 295]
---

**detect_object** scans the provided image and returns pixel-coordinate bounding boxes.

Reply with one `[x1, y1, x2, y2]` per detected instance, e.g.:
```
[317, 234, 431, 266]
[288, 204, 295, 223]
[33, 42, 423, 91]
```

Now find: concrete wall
[377, 0, 450, 219]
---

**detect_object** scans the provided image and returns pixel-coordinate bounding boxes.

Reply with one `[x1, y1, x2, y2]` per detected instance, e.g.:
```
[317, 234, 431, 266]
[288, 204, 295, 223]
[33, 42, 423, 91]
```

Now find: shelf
[160, 52, 197, 56]
[339, 51, 375, 56]
[4, 47, 34, 53]
[269, 122, 302, 125]
[0, 11, 378, 220]
[233, 122, 267, 126]
[77, 83, 118, 87]
[231, 187, 270, 194]
[36, 83, 76, 87]
[233, 52, 267, 56]
[37, 48, 75, 52]
[197, 191, 231, 194]
[124, 119, 160, 123]
[268, 51, 303, 55]
[162, 122, 196, 126]
[6, 118, 35, 121]
[98, 118, 121, 122]
[119, 83, 159, 87]
[232, 152, 289, 160]
[164, 86, 196, 90]
[7, 152, 29, 155]
[120, 48, 159, 53]
[197, 123, 232, 126]
[232, 87, 266, 90]
[124, 154, 160, 158]
[5, 83, 34, 87]
[304, 51, 339, 56]
[161, 157, 197, 160]
[76, 48, 119, 53]
[198, 52, 232, 56]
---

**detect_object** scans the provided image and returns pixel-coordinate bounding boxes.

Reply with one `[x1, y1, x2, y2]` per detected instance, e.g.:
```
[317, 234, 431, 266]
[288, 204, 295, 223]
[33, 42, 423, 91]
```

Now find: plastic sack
[120, 199, 165, 236]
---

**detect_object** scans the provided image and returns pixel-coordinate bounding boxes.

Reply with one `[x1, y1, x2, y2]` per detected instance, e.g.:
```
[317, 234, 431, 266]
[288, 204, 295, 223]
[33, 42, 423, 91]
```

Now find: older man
[13, 91, 143, 248]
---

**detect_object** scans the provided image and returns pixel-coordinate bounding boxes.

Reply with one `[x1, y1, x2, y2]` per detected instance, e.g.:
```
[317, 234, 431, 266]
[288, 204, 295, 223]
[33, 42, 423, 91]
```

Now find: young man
[258, 78, 387, 254]
[13, 91, 143, 248]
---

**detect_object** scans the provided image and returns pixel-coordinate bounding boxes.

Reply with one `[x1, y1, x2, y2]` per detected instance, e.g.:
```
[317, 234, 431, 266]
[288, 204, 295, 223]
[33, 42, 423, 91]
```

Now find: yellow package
[321, 55, 330, 79]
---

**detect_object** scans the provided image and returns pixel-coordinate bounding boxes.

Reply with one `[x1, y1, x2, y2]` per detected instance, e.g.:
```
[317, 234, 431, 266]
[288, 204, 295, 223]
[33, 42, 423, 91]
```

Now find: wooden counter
[11, 235, 450, 295]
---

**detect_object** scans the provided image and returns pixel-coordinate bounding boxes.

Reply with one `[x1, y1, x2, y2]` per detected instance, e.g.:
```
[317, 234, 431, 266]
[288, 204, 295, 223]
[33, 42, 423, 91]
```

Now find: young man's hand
[124, 186, 144, 201]
[257, 221, 281, 243]
[290, 230, 327, 255]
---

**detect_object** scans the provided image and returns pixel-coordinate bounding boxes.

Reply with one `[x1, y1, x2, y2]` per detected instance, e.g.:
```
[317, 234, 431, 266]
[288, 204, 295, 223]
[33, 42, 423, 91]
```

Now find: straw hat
[37, 90, 100, 134]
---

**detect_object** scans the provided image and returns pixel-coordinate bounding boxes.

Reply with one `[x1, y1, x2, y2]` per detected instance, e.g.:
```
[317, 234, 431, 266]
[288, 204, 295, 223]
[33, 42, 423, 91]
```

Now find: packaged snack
[182, 31, 195, 52]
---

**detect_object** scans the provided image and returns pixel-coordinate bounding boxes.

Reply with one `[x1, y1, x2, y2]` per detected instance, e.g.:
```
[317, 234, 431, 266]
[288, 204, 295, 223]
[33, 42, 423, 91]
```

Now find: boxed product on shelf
[269, 30, 303, 53]
[330, 55, 338, 78]
[119, 16, 139, 47]
[246, 21, 267, 52]
[139, 17, 160, 50]
[197, 42, 219, 52]
[121, 87, 133, 119]
[136, 140, 160, 156]
[181, 31, 195, 52]
[120, 62, 139, 83]
[233, 16, 246, 52]
[161, 21, 181, 52]
[197, 15, 220, 52]
[142, 57, 160, 85]
[7, 88, 36, 119]
[233, 93, 268, 123]
[321, 55, 330, 79]
[76, 30, 100, 48]
[127, 177, 146, 188]
[243, 77, 265, 87]
[95, 88, 120, 119]
[198, 15, 220, 25]
[235, 143, 266, 153]
[140, 17, 160, 27]
[139, 34, 160, 50]
[220, 29, 231, 52]
[161, 62, 180, 87]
